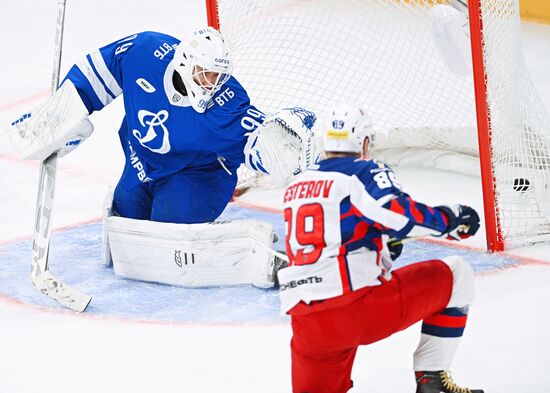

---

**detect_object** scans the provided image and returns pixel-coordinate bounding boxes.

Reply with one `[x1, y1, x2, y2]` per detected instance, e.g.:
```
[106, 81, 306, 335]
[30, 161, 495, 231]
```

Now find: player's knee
[441, 255, 475, 308]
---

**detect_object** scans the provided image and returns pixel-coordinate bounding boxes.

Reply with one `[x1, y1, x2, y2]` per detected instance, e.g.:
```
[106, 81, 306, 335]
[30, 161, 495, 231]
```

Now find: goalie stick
[30, 0, 91, 312]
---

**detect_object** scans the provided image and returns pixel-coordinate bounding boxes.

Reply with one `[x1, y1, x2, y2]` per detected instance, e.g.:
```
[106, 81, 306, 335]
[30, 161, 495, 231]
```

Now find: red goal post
[205, 0, 550, 251]
[468, 0, 502, 251]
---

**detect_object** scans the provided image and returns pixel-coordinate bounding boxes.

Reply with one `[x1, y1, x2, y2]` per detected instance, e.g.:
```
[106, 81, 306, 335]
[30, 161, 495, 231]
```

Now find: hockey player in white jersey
[7, 27, 315, 288]
[278, 104, 484, 393]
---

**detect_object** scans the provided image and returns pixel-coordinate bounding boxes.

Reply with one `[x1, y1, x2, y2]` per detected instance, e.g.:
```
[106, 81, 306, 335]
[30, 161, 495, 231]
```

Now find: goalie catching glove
[245, 107, 317, 183]
[6, 80, 93, 160]
[436, 204, 480, 240]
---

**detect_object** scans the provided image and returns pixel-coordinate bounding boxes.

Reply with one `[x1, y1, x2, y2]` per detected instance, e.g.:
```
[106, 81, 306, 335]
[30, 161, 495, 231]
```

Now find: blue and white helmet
[323, 104, 374, 155]
[173, 27, 233, 113]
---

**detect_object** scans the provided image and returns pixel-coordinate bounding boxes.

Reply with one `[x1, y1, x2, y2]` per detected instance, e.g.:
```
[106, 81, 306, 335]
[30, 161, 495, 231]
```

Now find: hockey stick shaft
[51, 0, 65, 91]
[387, 224, 471, 248]
[31, 0, 91, 312]
[32, 0, 65, 278]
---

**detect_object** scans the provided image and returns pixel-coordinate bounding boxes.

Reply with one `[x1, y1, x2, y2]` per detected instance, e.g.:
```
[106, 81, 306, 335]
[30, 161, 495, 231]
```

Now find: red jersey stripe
[424, 314, 468, 328]
[337, 248, 352, 293]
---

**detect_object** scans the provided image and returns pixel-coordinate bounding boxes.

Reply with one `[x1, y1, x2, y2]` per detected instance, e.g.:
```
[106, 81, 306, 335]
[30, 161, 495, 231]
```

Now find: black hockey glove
[436, 204, 480, 241]
[386, 238, 403, 261]
[389, 241, 403, 261]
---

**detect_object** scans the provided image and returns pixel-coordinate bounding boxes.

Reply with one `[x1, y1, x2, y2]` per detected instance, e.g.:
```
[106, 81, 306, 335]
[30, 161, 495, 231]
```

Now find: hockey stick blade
[32, 154, 92, 312]
[32, 270, 91, 312]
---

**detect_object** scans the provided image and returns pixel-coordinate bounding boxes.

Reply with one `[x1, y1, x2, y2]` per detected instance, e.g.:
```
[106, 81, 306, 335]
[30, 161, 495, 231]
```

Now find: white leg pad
[107, 216, 278, 288]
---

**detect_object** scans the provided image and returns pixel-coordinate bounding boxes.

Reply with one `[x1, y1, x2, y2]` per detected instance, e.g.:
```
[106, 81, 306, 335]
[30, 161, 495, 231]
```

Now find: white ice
[0, 1, 549, 392]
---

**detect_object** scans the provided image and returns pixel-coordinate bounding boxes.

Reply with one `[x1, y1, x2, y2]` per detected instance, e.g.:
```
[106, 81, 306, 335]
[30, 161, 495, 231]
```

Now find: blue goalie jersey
[63, 31, 265, 182]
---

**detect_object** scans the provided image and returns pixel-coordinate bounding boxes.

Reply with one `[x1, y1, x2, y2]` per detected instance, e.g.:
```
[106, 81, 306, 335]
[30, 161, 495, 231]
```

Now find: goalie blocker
[105, 216, 285, 288]
[6, 80, 93, 161]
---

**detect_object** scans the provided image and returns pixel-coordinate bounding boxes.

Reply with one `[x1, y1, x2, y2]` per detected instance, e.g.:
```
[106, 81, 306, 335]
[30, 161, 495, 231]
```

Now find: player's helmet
[173, 27, 233, 113]
[322, 104, 374, 155]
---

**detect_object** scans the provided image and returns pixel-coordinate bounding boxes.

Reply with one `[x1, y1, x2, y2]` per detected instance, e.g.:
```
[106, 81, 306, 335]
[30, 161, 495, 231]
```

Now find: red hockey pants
[289, 260, 454, 393]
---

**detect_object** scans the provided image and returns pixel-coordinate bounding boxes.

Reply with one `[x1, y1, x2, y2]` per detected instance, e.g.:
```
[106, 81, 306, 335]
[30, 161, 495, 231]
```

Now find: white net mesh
[478, 0, 550, 246]
[215, 0, 550, 248]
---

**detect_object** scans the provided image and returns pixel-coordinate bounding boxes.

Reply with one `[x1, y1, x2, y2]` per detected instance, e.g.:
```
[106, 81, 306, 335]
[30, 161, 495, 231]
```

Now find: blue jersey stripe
[86, 54, 116, 100]
[441, 307, 469, 316]
[421, 323, 466, 338]
[63, 65, 104, 113]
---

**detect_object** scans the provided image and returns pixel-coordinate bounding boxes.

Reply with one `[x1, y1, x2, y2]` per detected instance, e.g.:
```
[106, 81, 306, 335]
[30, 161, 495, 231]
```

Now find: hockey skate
[415, 371, 484, 393]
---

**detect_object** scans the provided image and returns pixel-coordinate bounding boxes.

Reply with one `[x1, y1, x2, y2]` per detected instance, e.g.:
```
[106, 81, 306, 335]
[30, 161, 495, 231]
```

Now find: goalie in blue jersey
[7, 27, 314, 288]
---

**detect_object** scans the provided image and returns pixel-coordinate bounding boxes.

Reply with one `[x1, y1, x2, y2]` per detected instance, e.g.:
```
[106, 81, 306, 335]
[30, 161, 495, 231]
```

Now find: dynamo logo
[132, 109, 171, 154]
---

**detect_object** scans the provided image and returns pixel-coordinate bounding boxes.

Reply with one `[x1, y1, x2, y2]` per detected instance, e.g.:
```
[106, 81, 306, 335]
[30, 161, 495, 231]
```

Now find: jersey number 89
[284, 203, 327, 266]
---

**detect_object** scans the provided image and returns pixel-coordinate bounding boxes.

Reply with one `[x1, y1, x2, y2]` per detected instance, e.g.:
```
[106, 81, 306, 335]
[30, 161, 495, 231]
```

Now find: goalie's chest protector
[279, 159, 389, 314]
[119, 37, 256, 177]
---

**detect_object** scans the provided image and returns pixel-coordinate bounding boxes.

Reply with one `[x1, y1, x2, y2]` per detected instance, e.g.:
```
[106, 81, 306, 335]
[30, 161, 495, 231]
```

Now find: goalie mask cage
[205, 0, 550, 251]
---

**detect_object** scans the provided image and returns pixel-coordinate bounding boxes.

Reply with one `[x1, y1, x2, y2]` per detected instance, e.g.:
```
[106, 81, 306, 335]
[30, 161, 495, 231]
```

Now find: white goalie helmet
[322, 104, 374, 155]
[173, 27, 233, 113]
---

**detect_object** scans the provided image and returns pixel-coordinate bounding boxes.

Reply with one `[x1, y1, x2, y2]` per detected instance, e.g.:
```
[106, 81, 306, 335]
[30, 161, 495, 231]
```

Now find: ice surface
[0, 203, 522, 323]
[0, 1, 549, 392]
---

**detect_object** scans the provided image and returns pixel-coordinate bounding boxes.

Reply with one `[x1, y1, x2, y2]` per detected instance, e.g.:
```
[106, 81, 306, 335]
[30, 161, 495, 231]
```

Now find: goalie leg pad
[107, 217, 279, 288]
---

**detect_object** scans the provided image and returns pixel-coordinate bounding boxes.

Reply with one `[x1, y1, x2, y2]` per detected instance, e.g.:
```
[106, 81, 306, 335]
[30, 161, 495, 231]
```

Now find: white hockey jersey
[278, 157, 451, 314]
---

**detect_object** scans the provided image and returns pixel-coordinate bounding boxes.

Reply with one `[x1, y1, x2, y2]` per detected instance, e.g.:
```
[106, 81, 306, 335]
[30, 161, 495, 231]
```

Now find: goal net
[209, 0, 550, 250]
